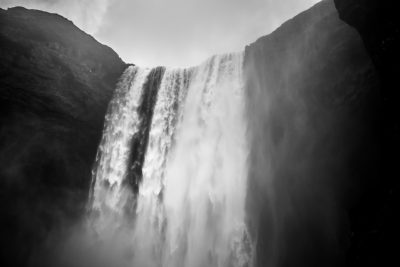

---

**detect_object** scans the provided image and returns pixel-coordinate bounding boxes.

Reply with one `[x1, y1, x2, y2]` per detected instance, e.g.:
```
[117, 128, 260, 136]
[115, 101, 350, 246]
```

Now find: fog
[243, 1, 379, 266]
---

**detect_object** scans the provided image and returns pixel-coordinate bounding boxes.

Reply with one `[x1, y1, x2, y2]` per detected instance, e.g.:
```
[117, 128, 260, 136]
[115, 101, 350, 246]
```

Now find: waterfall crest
[90, 52, 253, 267]
[90, 66, 151, 219]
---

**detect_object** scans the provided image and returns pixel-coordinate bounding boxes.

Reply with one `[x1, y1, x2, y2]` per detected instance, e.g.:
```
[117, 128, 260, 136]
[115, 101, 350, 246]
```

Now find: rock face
[333, 0, 399, 266]
[0, 7, 126, 267]
[244, 1, 380, 266]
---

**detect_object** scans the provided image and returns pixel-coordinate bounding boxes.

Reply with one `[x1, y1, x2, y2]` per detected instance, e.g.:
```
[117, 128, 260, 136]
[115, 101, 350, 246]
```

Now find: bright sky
[1, 0, 321, 67]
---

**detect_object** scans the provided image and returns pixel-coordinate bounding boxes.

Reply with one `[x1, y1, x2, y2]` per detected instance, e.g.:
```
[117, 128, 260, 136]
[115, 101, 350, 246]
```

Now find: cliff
[244, 0, 380, 266]
[333, 0, 399, 266]
[0, 7, 126, 267]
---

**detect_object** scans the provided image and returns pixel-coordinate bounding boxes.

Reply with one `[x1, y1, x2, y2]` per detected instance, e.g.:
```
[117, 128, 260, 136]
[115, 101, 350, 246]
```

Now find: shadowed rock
[0, 6, 126, 267]
[244, 1, 380, 266]
[334, 0, 400, 266]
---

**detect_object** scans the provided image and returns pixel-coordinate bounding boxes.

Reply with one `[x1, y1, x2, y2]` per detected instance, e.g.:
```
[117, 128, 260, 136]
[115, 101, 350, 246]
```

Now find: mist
[243, 1, 379, 266]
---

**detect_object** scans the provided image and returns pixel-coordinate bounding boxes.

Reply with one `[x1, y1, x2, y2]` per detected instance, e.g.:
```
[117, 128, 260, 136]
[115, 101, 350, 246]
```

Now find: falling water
[90, 52, 253, 267]
[90, 66, 151, 224]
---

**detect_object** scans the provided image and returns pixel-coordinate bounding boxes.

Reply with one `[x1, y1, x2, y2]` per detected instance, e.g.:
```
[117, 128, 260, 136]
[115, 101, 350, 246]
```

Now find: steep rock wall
[333, 0, 399, 265]
[244, 1, 380, 266]
[0, 7, 126, 267]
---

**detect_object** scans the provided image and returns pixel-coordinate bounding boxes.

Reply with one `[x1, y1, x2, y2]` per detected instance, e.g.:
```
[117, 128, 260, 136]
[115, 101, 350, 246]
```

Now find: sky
[1, 0, 321, 67]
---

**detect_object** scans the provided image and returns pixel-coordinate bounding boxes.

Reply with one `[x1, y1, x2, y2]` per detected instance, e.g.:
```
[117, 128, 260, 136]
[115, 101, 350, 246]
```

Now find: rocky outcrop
[0, 7, 126, 267]
[333, 0, 399, 266]
[244, 1, 380, 266]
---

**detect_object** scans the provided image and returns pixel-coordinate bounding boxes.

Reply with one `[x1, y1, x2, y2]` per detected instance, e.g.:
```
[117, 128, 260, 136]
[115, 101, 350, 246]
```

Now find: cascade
[90, 52, 253, 267]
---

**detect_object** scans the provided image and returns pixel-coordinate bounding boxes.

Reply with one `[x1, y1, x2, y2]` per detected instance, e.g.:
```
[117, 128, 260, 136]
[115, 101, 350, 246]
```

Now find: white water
[90, 53, 253, 267]
[90, 66, 151, 226]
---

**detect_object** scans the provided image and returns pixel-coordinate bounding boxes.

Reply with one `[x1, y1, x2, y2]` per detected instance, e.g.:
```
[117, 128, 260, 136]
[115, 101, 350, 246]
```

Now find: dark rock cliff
[333, 0, 399, 266]
[244, 1, 380, 266]
[0, 7, 126, 267]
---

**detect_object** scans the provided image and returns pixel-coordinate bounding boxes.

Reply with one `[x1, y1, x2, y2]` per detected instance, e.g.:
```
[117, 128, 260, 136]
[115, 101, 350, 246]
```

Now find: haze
[1, 0, 320, 67]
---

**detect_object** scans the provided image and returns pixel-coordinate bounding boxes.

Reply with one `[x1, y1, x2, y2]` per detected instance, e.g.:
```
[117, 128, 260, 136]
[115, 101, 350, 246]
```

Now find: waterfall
[90, 66, 151, 221]
[90, 52, 253, 267]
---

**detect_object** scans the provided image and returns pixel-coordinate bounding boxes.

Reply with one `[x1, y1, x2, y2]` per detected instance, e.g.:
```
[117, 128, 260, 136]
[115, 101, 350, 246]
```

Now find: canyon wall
[0, 7, 126, 266]
[244, 1, 380, 266]
[334, 0, 399, 265]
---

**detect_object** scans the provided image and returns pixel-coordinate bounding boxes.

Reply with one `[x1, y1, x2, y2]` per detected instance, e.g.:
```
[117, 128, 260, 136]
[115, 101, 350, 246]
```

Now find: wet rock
[244, 1, 380, 266]
[334, 0, 400, 265]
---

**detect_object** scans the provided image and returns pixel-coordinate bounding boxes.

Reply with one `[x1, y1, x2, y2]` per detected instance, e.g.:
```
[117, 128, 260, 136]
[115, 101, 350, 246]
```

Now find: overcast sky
[1, 0, 321, 67]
